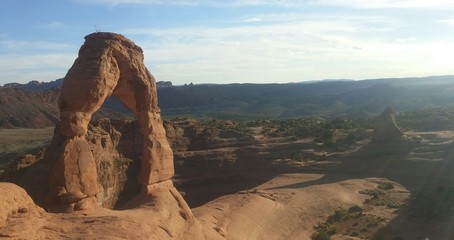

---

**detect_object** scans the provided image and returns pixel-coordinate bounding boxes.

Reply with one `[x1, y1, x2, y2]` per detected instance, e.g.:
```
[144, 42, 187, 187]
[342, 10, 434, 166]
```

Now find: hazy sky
[1, 0, 454, 85]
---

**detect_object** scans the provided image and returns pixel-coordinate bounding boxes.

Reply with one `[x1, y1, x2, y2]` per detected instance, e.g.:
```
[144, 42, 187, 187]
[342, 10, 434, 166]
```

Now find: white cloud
[309, 0, 454, 9]
[37, 21, 66, 31]
[242, 17, 263, 23]
[73, 0, 203, 7]
[3, 1, 452, 85]
[121, 12, 453, 84]
[0, 40, 74, 52]
[72, 0, 454, 8]
[439, 19, 454, 26]
[394, 38, 417, 43]
[0, 54, 76, 84]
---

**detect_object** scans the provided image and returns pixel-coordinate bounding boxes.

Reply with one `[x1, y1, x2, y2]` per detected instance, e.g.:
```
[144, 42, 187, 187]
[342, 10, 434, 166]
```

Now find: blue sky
[1, 0, 454, 85]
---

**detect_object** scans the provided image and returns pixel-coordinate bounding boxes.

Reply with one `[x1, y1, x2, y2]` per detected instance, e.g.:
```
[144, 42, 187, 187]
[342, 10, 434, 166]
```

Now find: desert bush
[327, 210, 348, 224]
[365, 215, 384, 228]
[312, 205, 385, 239]
[311, 229, 331, 240]
[290, 151, 305, 162]
[312, 209, 347, 240]
[377, 181, 394, 190]
[348, 205, 363, 213]
[286, 136, 298, 141]
[359, 189, 385, 197]
[360, 186, 401, 209]
[385, 200, 401, 209]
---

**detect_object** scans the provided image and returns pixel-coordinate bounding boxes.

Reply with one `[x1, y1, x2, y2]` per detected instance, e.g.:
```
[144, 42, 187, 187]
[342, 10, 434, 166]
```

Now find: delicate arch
[47, 32, 173, 210]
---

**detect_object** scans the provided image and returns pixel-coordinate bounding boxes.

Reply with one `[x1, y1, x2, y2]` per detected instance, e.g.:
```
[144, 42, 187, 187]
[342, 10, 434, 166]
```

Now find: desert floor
[2, 128, 454, 239]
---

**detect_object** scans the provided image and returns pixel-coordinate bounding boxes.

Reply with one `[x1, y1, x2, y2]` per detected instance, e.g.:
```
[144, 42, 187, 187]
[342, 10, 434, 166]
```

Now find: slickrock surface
[0, 183, 45, 229]
[0, 182, 203, 240]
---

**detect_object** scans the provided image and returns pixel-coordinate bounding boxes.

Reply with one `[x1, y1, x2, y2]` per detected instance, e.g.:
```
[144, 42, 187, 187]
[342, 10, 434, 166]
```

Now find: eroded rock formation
[1, 117, 257, 210]
[0, 38, 261, 237]
[46, 32, 174, 211]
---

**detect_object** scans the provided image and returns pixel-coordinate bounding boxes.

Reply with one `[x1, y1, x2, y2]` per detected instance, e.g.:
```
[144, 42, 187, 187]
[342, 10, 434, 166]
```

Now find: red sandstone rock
[47, 137, 99, 204]
[0, 183, 44, 229]
[47, 32, 174, 210]
[0, 32, 204, 239]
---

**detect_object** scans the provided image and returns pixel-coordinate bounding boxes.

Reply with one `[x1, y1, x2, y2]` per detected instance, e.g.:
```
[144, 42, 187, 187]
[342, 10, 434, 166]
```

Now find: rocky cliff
[0, 88, 60, 128]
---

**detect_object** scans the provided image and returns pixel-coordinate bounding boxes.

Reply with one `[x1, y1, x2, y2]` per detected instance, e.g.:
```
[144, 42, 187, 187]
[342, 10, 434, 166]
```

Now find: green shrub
[385, 200, 401, 209]
[359, 189, 385, 197]
[325, 224, 337, 235]
[348, 205, 363, 213]
[327, 210, 347, 224]
[290, 151, 304, 161]
[311, 230, 331, 240]
[377, 182, 394, 190]
[360, 187, 402, 209]
[365, 215, 383, 228]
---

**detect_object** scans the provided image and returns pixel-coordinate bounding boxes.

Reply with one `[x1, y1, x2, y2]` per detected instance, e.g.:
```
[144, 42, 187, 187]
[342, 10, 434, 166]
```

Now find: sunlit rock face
[47, 32, 174, 211]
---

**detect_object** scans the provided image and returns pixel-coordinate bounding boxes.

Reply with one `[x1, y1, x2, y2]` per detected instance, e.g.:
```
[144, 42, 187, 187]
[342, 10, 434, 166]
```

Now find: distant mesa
[3, 73, 454, 128]
[3, 79, 64, 91]
[157, 81, 173, 88]
[2, 79, 173, 91]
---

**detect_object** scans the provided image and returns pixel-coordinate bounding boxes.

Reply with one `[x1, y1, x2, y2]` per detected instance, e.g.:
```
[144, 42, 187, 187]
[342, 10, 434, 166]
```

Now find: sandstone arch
[47, 32, 174, 210]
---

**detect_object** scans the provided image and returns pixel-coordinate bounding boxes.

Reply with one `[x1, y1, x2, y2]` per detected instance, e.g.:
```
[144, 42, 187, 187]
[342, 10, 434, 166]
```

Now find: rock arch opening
[94, 96, 135, 120]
